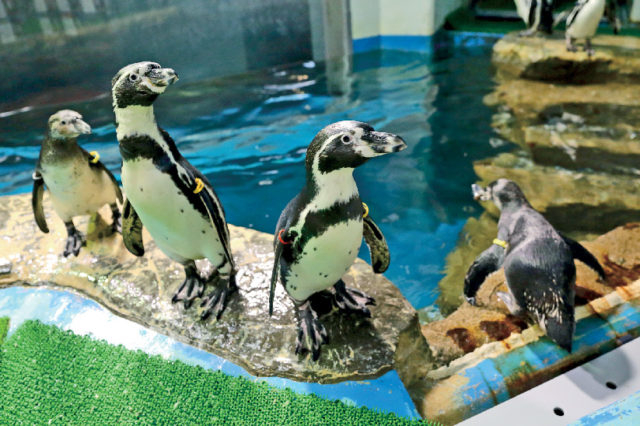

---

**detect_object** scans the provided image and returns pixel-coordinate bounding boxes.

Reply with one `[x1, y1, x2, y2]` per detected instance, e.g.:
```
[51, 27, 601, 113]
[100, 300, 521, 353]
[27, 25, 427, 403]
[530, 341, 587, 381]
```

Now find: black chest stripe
[119, 134, 209, 220]
[284, 196, 363, 262]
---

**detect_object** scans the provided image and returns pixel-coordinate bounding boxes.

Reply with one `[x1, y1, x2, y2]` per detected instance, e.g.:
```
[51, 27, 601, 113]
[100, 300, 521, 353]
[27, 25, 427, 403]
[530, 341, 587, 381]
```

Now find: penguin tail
[543, 312, 575, 353]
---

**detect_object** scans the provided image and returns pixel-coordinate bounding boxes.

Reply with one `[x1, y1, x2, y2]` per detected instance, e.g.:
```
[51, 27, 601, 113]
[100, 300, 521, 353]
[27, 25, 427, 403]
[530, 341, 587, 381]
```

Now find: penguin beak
[472, 184, 491, 201]
[74, 118, 92, 135]
[358, 131, 407, 158]
[148, 67, 179, 88]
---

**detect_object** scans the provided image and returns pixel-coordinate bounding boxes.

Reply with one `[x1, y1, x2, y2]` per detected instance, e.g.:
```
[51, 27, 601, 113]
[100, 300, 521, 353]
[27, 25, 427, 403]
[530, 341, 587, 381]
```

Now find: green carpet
[0, 319, 429, 425]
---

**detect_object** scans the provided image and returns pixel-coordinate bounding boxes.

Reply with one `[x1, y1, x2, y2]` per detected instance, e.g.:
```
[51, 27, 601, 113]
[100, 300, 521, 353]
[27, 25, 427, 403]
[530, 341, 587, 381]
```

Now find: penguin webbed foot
[331, 280, 375, 317]
[200, 273, 237, 321]
[172, 263, 206, 309]
[63, 223, 84, 257]
[295, 300, 329, 362]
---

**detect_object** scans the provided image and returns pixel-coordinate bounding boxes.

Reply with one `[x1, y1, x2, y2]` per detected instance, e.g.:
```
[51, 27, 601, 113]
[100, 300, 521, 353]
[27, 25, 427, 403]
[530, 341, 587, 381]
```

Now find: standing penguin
[565, 0, 607, 55]
[270, 121, 406, 361]
[111, 61, 236, 320]
[514, 0, 555, 36]
[463, 179, 606, 352]
[32, 110, 122, 257]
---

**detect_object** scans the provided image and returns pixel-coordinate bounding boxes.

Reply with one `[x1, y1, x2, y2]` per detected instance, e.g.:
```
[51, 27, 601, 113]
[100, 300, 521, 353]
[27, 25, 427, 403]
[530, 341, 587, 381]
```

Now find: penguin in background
[463, 179, 606, 352]
[565, 0, 616, 55]
[111, 61, 237, 320]
[32, 110, 122, 257]
[514, 0, 555, 36]
[270, 120, 406, 361]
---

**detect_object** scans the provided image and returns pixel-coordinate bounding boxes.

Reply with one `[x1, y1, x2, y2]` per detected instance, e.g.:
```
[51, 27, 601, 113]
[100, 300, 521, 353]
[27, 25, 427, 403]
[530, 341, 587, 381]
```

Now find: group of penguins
[513, 0, 624, 54]
[32, 61, 606, 361]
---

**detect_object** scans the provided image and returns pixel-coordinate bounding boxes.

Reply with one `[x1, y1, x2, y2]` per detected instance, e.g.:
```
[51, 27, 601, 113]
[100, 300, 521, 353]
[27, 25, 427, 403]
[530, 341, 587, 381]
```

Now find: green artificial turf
[0, 317, 8, 346]
[0, 320, 430, 425]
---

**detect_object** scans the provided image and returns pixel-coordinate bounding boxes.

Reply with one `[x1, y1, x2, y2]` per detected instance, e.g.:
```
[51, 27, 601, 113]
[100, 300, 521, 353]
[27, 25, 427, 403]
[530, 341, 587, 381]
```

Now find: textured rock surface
[474, 153, 640, 232]
[424, 223, 640, 367]
[492, 33, 640, 83]
[485, 79, 640, 174]
[0, 193, 433, 384]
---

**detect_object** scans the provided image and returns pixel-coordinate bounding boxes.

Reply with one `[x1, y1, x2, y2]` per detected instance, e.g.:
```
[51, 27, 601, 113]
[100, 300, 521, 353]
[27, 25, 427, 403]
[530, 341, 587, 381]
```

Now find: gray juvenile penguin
[270, 120, 406, 361]
[32, 109, 122, 256]
[463, 179, 606, 352]
[111, 61, 236, 320]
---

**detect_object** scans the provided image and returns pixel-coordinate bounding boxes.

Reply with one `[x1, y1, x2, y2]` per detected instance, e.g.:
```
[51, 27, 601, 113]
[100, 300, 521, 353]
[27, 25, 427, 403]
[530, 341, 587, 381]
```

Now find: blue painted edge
[352, 31, 504, 54]
[353, 35, 433, 53]
[571, 389, 640, 425]
[455, 302, 640, 420]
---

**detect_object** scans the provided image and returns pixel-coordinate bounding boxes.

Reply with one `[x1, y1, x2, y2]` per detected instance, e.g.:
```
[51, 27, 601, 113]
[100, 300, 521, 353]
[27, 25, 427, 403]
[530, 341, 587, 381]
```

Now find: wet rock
[474, 152, 640, 233]
[492, 33, 640, 84]
[485, 79, 640, 174]
[0, 193, 433, 384]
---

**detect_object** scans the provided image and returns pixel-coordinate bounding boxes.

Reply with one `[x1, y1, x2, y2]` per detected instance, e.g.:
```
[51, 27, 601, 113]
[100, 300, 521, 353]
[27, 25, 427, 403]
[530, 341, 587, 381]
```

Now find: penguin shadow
[564, 343, 632, 400]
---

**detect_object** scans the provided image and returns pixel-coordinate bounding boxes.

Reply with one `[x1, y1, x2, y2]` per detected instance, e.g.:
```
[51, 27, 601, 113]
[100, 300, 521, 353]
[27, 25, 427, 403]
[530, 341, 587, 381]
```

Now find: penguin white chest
[122, 159, 222, 264]
[43, 161, 116, 220]
[286, 219, 363, 301]
[567, 0, 605, 39]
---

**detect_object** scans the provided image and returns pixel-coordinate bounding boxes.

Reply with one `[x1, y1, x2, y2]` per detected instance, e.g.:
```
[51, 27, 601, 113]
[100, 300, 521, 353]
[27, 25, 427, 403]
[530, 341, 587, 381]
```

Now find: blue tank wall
[0, 0, 313, 107]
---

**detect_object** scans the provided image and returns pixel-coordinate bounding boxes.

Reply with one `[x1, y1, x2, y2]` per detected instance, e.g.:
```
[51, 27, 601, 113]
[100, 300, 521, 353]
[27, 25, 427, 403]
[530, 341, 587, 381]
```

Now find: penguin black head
[111, 61, 179, 109]
[305, 121, 407, 174]
[471, 179, 529, 210]
[47, 110, 91, 140]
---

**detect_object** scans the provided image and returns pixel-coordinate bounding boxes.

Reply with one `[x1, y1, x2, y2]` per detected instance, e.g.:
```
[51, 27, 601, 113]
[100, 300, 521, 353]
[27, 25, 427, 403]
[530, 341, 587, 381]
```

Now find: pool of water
[0, 40, 505, 312]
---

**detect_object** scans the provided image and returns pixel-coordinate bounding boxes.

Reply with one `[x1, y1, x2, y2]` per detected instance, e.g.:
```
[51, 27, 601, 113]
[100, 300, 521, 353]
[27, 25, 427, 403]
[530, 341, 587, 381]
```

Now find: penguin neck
[114, 105, 159, 140]
[306, 167, 359, 208]
[41, 135, 80, 164]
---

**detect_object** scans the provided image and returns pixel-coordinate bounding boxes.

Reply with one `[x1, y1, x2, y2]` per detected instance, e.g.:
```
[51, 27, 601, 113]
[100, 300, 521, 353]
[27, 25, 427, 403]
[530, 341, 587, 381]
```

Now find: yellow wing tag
[493, 238, 508, 249]
[193, 177, 205, 194]
[362, 202, 369, 218]
[89, 151, 100, 164]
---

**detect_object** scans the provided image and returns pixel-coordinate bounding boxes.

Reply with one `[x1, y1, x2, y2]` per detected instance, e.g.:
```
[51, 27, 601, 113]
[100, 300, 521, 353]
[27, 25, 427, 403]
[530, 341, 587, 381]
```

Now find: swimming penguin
[269, 121, 406, 361]
[32, 110, 122, 257]
[514, 0, 554, 36]
[463, 179, 606, 352]
[565, 0, 607, 55]
[111, 61, 236, 320]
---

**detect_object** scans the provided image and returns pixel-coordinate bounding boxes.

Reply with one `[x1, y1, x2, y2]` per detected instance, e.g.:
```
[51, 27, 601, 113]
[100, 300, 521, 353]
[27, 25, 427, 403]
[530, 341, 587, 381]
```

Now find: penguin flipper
[81, 148, 123, 203]
[269, 242, 284, 316]
[363, 215, 390, 274]
[464, 244, 505, 304]
[561, 234, 606, 280]
[122, 198, 144, 257]
[32, 171, 49, 233]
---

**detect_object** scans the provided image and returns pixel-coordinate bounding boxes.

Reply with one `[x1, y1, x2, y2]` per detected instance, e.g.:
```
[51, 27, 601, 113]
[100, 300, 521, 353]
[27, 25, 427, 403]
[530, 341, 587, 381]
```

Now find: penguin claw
[332, 281, 375, 317]
[200, 276, 237, 321]
[63, 231, 84, 257]
[172, 275, 206, 309]
[295, 302, 328, 361]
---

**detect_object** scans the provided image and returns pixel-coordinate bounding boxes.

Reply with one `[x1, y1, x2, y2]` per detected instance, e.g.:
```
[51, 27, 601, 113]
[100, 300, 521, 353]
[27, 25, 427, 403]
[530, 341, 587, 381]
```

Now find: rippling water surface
[0, 44, 505, 311]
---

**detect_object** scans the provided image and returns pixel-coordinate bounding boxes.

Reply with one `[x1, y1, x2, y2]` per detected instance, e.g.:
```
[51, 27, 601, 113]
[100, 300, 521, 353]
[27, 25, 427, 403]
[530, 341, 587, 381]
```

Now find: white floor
[462, 337, 640, 425]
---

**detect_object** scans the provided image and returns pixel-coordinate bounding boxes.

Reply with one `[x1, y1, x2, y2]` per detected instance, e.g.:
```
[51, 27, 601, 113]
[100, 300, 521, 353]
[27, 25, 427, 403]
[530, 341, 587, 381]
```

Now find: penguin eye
[129, 74, 138, 81]
[341, 135, 353, 144]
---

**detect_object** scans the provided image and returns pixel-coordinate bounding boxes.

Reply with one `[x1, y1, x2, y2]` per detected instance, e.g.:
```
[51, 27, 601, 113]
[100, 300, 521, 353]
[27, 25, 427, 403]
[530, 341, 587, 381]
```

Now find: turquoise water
[0, 43, 503, 311]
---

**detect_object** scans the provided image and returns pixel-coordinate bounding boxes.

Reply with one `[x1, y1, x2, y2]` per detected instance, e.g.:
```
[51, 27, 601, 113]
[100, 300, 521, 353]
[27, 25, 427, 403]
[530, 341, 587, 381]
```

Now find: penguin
[565, 0, 607, 55]
[514, 0, 554, 36]
[32, 110, 122, 257]
[269, 120, 407, 361]
[111, 61, 236, 320]
[463, 179, 606, 352]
